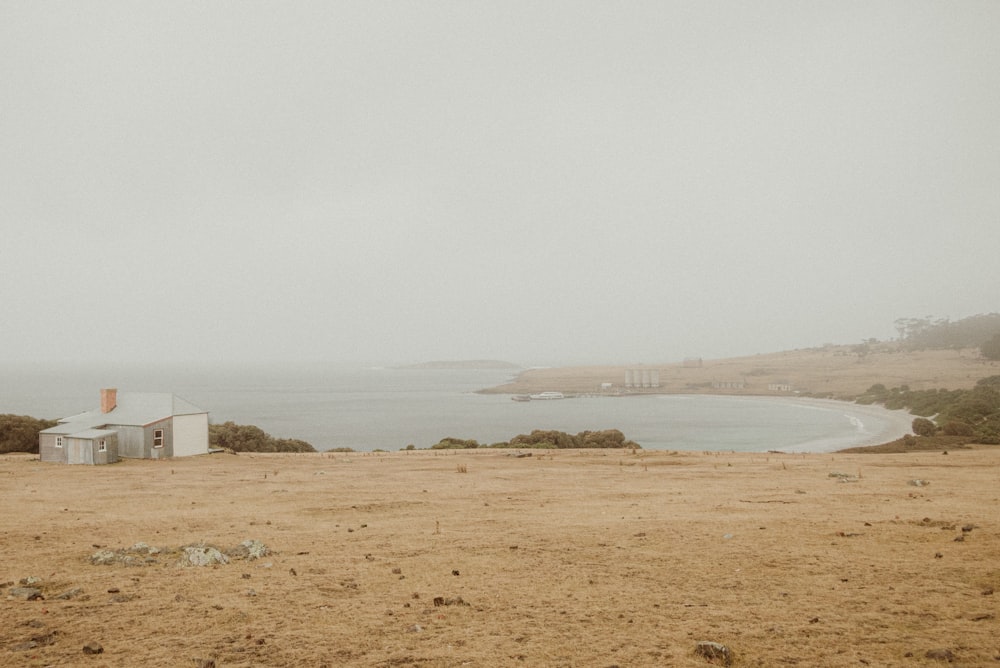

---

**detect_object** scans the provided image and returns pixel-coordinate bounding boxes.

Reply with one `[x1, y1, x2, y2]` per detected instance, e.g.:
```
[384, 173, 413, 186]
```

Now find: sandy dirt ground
[484, 347, 1000, 399]
[2, 448, 998, 667]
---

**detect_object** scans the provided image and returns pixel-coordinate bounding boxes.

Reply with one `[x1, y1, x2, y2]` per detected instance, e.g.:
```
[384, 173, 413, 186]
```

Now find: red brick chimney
[100, 388, 118, 414]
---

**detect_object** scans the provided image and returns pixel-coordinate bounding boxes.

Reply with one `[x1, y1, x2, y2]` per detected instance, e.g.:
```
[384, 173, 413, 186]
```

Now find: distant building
[39, 388, 208, 465]
[625, 369, 660, 388]
[767, 382, 793, 392]
[712, 380, 745, 390]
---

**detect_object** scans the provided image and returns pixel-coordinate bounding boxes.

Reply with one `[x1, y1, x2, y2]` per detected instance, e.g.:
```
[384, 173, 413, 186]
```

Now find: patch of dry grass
[2, 449, 998, 666]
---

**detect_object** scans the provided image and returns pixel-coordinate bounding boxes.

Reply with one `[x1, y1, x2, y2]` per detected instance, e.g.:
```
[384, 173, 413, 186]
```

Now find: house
[39, 388, 209, 465]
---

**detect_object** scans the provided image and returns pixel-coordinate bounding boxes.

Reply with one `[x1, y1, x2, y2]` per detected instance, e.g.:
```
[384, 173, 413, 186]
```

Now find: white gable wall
[172, 413, 208, 457]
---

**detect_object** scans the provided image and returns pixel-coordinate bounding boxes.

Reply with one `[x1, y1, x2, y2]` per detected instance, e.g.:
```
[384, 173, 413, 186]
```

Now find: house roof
[66, 428, 117, 440]
[41, 392, 207, 434]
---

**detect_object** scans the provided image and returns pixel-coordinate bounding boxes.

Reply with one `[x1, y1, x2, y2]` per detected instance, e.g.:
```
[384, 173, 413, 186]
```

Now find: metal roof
[66, 428, 117, 440]
[40, 392, 207, 433]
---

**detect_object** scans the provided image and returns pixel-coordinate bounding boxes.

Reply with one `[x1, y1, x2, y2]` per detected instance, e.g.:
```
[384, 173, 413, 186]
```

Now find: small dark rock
[924, 648, 955, 661]
[30, 631, 57, 646]
[934, 552, 943, 559]
[10, 641, 38, 652]
[55, 587, 83, 600]
[452, 570, 460, 576]
[961, 524, 974, 532]
[82, 642, 104, 654]
[953, 535, 965, 542]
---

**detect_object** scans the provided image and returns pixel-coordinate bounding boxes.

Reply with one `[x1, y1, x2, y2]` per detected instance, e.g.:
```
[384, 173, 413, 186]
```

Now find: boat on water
[528, 391, 565, 400]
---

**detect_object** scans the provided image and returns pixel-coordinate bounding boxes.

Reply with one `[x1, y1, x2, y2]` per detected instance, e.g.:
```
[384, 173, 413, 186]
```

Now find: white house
[39, 388, 209, 465]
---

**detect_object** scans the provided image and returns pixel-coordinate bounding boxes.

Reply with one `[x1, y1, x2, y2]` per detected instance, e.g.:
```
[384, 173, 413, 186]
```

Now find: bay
[0, 363, 911, 453]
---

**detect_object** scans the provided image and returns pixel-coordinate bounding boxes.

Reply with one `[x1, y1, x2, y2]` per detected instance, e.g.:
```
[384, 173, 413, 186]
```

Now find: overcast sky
[2, 2, 998, 367]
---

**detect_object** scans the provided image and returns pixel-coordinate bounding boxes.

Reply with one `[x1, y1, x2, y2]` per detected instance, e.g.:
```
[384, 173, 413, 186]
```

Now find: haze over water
[0, 364, 910, 453]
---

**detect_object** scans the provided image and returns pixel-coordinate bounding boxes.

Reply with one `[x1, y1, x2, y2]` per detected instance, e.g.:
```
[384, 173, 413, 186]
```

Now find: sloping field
[485, 347, 999, 399]
[2, 448, 997, 666]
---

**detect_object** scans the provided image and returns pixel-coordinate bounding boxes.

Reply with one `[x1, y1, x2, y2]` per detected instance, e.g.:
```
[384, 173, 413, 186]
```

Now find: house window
[98, 439, 107, 452]
[55, 436, 63, 448]
[153, 429, 164, 448]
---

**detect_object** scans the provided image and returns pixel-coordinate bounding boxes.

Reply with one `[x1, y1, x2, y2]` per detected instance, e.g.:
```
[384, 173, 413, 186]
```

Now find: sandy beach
[2, 448, 997, 666]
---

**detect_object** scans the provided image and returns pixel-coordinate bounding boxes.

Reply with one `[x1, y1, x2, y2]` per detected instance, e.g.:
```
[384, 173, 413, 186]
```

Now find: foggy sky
[2, 2, 998, 367]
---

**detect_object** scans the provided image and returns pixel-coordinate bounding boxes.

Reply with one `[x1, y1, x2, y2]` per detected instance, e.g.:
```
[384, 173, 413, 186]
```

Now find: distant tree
[941, 421, 974, 436]
[898, 313, 1000, 350]
[981, 334, 1000, 360]
[430, 437, 479, 449]
[209, 421, 316, 453]
[912, 417, 937, 437]
[273, 438, 317, 453]
[0, 415, 58, 454]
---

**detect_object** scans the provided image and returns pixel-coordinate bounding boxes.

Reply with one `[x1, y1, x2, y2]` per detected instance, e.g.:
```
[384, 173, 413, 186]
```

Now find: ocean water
[0, 363, 911, 453]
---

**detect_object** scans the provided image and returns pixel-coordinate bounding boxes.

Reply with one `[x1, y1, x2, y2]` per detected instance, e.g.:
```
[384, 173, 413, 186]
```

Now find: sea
[0, 363, 912, 453]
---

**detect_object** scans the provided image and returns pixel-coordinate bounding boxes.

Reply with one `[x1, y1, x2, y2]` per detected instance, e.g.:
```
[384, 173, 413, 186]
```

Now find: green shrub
[209, 421, 316, 453]
[0, 414, 58, 454]
[911, 417, 937, 437]
[941, 421, 974, 437]
[430, 437, 479, 449]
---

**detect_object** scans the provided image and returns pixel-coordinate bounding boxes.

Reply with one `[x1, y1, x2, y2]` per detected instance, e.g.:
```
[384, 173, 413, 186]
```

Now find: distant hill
[481, 344, 999, 400]
[396, 360, 522, 370]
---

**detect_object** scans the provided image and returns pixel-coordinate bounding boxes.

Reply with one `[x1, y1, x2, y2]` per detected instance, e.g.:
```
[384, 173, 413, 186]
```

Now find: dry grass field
[2, 448, 998, 667]
[484, 347, 999, 399]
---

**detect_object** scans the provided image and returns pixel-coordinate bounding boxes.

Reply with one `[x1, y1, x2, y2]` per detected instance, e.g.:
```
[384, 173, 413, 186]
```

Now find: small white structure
[712, 380, 746, 390]
[40, 388, 209, 464]
[625, 369, 660, 389]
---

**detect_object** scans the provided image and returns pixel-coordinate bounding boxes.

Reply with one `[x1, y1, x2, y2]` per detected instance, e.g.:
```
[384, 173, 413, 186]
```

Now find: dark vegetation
[855, 375, 1000, 445]
[894, 312, 1000, 355]
[0, 415, 57, 454]
[209, 421, 317, 453]
[425, 429, 640, 450]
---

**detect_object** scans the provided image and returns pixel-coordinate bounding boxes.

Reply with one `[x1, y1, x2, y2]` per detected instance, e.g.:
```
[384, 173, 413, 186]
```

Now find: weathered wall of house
[94, 434, 118, 464]
[110, 419, 173, 459]
[39, 433, 66, 463]
[113, 425, 147, 458]
[93, 434, 118, 465]
[66, 437, 94, 465]
[144, 418, 173, 459]
[172, 413, 208, 457]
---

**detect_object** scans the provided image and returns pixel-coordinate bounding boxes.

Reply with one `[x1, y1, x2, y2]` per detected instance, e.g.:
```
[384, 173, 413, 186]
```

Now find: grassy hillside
[484, 345, 998, 399]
